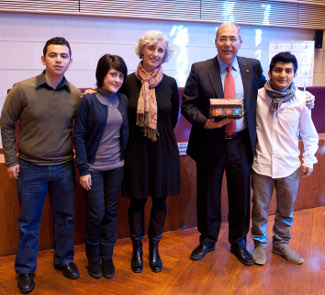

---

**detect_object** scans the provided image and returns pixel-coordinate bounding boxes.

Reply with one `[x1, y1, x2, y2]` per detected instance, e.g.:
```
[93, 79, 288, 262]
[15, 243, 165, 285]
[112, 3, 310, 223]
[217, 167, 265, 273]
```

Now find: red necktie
[224, 65, 237, 136]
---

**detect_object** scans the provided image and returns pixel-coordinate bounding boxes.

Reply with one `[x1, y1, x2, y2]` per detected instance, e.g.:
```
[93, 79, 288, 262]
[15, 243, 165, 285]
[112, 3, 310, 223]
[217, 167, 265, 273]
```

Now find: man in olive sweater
[1, 37, 81, 294]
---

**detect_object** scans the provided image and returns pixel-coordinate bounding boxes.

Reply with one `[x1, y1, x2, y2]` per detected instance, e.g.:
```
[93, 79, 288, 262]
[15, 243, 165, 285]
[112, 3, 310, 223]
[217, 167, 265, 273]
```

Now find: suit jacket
[181, 55, 266, 167]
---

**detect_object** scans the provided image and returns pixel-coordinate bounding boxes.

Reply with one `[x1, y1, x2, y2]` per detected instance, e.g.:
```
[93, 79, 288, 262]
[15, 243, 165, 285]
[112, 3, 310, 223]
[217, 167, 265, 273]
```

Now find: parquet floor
[0, 207, 324, 295]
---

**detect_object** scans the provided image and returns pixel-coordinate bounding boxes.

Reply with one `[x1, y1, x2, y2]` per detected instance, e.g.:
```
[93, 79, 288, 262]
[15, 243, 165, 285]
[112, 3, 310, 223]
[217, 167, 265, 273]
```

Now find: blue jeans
[15, 159, 76, 274]
[251, 167, 300, 246]
[83, 167, 123, 261]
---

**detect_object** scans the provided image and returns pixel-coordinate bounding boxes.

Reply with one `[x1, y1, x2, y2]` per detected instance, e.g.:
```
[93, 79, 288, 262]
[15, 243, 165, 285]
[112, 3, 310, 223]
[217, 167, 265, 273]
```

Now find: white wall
[1, 12, 324, 148]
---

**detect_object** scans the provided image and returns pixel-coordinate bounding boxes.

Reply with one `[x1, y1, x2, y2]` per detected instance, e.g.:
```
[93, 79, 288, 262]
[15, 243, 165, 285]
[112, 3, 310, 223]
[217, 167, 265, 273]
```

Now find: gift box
[210, 98, 243, 119]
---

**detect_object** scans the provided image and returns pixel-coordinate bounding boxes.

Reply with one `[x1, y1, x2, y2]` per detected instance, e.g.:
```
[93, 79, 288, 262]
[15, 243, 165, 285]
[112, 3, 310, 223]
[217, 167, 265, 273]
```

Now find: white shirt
[217, 56, 245, 132]
[252, 87, 319, 178]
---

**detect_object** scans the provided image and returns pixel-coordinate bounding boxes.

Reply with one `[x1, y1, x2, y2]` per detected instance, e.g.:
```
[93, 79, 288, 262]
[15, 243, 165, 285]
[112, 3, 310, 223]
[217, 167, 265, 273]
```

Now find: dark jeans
[83, 166, 123, 261]
[15, 159, 76, 274]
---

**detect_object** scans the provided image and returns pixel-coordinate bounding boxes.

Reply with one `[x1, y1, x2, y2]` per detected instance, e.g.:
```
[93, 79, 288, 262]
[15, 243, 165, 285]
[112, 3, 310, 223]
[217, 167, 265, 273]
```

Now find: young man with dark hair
[251, 51, 319, 265]
[1, 37, 81, 293]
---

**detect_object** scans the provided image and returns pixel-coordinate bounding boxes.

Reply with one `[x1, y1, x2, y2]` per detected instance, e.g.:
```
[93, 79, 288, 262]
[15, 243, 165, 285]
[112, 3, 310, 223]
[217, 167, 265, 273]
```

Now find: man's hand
[204, 118, 233, 129]
[80, 87, 96, 98]
[7, 164, 19, 179]
[301, 165, 313, 177]
[80, 174, 92, 191]
[305, 91, 315, 110]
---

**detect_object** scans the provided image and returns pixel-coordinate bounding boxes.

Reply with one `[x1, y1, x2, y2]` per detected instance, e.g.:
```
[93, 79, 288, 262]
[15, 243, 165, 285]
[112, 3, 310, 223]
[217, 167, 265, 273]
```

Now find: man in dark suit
[181, 22, 266, 265]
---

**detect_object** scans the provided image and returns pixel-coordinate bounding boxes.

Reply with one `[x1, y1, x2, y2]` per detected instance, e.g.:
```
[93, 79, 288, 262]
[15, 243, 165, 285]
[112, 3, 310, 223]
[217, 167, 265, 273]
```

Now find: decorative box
[210, 98, 243, 119]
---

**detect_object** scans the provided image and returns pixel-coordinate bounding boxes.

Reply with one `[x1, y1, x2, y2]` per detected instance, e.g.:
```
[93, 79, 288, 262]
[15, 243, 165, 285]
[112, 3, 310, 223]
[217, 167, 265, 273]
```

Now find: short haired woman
[74, 54, 129, 279]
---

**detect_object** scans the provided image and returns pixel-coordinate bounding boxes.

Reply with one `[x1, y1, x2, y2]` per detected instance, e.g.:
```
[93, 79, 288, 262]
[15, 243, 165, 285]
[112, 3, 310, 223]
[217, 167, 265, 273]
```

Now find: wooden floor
[0, 207, 324, 295]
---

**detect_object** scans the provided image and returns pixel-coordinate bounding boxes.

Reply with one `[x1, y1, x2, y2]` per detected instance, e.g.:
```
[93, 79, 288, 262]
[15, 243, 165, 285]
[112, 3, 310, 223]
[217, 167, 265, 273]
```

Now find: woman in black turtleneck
[74, 54, 129, 279]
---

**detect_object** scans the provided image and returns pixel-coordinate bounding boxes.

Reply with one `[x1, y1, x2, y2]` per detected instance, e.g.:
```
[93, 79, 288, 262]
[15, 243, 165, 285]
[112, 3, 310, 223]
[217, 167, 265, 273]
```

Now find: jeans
[83, 166, 123, 261]
[15, 159, 76, 274]
[251, 167, 300, 246]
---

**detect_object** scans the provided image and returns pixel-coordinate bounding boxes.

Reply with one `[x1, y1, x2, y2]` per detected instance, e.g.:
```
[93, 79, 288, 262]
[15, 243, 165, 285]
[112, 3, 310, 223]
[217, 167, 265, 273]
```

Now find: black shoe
[88, 261, 102, 279]
[190, 243, 215, 260]
[55, 262, 80, 279]
[231, 247, 254, 266]
[102, 259, 115, 279]
[17, 273, 35, 294]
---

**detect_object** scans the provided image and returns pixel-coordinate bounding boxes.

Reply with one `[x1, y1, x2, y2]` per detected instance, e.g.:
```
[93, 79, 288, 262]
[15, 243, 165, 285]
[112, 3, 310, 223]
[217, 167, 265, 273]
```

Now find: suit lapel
[207, 57, 224, 98]
[238, 56, 253, 112]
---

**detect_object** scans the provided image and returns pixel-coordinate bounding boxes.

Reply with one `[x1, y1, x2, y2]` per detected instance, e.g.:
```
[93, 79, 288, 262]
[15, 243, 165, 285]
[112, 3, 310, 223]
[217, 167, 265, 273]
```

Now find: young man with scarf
[250, 51, 319, 265]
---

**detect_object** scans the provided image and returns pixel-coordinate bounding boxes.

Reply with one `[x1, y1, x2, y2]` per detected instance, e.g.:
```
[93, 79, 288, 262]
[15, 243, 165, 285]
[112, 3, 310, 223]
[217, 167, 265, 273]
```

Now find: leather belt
[225, 129, 247, 140]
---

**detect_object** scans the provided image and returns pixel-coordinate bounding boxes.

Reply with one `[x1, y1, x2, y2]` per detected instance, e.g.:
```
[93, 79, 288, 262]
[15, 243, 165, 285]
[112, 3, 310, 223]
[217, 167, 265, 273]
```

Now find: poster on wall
[269, 41, 314, 87]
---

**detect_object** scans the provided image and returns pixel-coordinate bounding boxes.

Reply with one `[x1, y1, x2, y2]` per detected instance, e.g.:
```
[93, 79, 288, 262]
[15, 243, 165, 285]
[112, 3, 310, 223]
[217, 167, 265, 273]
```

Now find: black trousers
[196, 129, 252, 249]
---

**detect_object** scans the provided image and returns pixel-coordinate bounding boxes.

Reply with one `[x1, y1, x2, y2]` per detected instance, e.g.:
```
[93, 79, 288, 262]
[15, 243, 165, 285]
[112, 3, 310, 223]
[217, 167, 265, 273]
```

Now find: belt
[225, 129, 247, 140]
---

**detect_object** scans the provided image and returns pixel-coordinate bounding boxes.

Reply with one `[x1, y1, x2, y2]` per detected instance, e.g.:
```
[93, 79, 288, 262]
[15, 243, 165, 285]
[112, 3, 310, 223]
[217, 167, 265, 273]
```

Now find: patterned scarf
[135, 61, 164, 142]
[265, 80, 297, 113]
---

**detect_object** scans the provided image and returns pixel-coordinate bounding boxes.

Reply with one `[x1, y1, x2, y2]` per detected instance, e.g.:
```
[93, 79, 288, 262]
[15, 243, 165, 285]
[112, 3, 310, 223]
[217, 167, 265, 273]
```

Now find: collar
[36, 70, 71, 92]
[217, 56, 239, 74]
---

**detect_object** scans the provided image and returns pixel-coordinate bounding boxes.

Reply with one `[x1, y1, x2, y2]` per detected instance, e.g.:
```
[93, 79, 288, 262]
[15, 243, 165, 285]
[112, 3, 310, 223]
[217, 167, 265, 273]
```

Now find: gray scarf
[265, 80, 296, 113]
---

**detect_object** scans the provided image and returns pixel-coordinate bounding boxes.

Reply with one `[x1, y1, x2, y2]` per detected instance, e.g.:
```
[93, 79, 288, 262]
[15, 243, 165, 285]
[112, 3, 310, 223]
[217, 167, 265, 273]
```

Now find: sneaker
[252, 244, 267, 265]
[88, 261, 102, 279]
[102, 259, 115, 278]
[272, 244, 304, 264]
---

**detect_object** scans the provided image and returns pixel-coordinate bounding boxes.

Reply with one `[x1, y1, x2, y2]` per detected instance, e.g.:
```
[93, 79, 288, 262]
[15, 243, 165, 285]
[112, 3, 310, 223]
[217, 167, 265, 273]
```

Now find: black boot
[128, 209, 144, 273]
[148, 209, 166, 273]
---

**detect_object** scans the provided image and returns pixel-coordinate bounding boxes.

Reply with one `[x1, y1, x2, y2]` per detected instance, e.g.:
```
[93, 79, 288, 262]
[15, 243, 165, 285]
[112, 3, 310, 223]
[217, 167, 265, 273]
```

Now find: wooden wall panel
[1, 136, 324, 256]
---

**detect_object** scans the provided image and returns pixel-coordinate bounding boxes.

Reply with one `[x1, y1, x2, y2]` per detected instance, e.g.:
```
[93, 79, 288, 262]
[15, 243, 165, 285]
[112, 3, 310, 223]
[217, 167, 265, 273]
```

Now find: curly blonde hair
[134, 30, 173, 63]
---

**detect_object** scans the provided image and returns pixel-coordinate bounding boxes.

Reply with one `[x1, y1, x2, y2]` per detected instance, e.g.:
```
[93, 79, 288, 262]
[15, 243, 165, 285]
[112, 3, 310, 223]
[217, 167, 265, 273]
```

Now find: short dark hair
[96, 54, 128, 88]
[270, 51, 298, 74]
[43, 37, 72, 57]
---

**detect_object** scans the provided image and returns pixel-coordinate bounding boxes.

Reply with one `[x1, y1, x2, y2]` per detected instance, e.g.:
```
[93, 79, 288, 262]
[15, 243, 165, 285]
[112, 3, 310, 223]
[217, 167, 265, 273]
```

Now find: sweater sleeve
[74, 95, 91, 176]
[0, 83, 25, 167]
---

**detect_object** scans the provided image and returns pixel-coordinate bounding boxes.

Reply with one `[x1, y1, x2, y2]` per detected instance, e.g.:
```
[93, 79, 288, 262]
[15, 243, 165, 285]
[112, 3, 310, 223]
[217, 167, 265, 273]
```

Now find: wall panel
[80, 0, 200, 20]
[1, 0, 325, 29]
[0, 0, 79, 12]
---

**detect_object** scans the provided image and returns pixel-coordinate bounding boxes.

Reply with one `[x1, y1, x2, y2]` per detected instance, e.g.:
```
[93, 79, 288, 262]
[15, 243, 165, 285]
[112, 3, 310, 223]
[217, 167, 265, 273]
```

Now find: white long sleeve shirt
[252, 87, 319, 178]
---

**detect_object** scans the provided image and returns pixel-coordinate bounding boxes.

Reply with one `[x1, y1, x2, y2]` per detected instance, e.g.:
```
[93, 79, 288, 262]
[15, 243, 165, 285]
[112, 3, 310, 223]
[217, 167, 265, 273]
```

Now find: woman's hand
[204, 118, 233, 129]
[80, 87, 96, 98]
[80, 174, 92, 191]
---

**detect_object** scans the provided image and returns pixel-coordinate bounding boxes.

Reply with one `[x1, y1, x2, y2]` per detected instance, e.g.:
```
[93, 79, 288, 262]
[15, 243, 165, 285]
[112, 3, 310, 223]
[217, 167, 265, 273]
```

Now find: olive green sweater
[1, 72, 81, 166]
